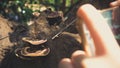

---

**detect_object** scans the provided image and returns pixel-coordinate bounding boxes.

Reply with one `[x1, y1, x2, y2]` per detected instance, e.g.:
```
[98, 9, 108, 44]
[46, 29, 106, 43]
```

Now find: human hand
[59, 4, 120, 68]
[110, 0, 120, 7]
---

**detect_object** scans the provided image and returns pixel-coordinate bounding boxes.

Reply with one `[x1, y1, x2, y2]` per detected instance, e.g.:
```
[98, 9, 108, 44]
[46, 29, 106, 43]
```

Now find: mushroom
[22, 37, 47, 45]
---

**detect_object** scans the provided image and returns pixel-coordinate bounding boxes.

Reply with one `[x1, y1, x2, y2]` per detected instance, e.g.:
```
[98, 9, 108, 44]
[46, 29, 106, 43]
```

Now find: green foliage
[0, 0, 87, 23]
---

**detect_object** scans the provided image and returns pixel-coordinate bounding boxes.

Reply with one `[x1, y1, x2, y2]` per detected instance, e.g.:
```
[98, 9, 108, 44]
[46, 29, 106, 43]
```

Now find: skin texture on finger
[77, 4, 120, 56]
[110, 0, 120, 7]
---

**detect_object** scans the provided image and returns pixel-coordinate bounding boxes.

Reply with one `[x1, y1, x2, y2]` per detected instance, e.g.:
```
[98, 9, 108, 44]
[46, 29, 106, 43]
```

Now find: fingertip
[59, 58, 71, 64]
[72, 50, 86, 57]
[71, 50, 86, 68]
[77, 4, 96, 18]
[71, 50, 86, 61]
[59, 58, 73, 68]
[110, 1, 119, 7]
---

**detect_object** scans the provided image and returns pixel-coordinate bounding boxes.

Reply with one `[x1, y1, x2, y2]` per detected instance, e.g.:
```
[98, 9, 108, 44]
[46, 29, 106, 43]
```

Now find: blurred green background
[0, 0, 81, 23]
[0, 0, 114, 23]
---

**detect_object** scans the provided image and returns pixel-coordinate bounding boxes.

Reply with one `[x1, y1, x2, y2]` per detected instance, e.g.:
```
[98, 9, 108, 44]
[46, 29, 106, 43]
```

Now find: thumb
[77, 4, 120, 56]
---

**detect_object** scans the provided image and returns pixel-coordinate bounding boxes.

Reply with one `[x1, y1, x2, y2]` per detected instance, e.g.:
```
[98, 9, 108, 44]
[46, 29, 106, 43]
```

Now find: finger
[82, 57, 115, 68]
[110, 0, 120, 7]
[71, 50, 87, 68]
[77, 4, 120, 56]
[71, 51, 117, 68]
[59, 58, 73, 68]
